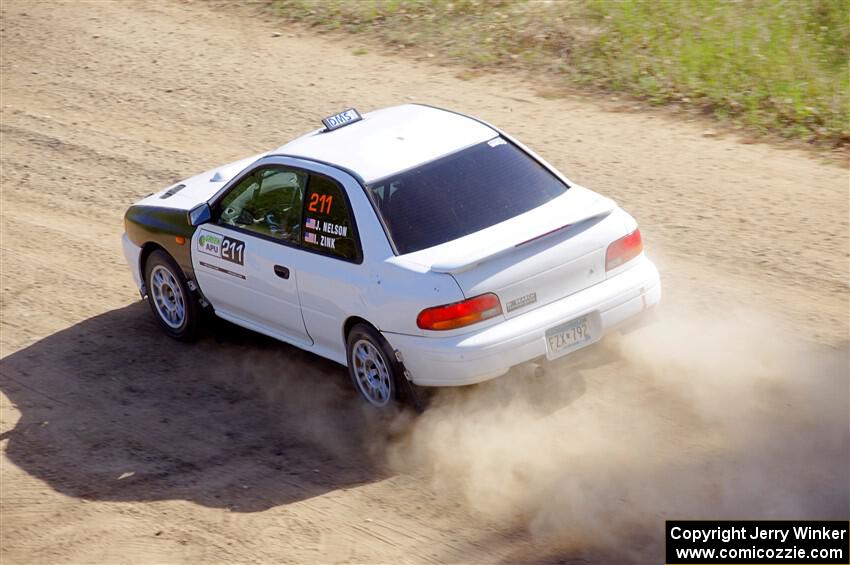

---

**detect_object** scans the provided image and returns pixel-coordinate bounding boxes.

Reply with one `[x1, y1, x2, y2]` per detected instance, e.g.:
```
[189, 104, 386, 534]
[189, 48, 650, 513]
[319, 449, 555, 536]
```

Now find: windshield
[367, 137, 568, 254]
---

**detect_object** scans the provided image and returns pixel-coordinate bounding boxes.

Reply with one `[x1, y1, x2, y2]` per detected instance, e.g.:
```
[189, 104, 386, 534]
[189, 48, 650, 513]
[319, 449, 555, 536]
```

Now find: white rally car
[122, 105, 660, 408]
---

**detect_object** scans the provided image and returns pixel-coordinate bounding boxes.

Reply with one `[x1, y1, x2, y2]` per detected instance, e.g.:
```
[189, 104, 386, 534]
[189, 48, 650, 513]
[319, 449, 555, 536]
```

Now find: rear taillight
[606, 229, 643, 271]
[416, 293, 503, 331]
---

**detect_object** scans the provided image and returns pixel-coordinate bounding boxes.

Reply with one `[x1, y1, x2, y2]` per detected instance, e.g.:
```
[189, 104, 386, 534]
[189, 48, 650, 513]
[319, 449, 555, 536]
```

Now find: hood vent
[160, 183, 186, 199]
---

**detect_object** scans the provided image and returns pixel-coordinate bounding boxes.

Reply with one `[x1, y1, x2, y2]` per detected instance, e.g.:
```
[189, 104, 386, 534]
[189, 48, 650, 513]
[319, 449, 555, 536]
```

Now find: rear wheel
[347, 323, 419, 409]
[345, 324, 427, 411]
[347, 325, 396, 407]
[144, 249, 199, 341]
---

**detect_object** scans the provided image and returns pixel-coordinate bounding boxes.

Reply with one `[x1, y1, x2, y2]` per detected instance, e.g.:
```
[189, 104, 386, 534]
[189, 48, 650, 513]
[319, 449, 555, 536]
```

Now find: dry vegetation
[273, 0, 850, 148]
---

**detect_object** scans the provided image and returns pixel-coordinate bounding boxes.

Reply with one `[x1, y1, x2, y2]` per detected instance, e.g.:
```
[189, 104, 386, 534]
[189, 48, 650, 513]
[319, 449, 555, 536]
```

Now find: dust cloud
[382, 305, 850, 560]
[200, 302, 848, 561]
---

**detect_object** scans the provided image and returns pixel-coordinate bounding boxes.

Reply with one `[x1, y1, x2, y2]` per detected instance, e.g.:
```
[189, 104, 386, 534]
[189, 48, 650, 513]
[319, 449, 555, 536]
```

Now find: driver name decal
[304, 217, 347, 250]
[321, 220, 348, 237]
[305, 217, 347, 237]
[305, 231, 337, 249]
[197, 229, 245, 266]
[304, 230, 337, 250]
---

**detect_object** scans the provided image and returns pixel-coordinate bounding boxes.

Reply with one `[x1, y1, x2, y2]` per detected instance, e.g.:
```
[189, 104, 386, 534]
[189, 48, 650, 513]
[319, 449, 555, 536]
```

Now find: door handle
[274, 265, 290, 279]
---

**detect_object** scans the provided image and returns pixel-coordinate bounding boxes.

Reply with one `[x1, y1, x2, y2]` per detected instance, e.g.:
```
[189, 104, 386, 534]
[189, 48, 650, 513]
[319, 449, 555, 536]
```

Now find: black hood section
[125, 205, 197, 279]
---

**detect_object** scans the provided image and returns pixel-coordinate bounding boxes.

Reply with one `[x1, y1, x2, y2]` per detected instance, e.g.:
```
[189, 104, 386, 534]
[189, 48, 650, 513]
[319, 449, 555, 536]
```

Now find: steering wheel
[236, 208, 256, 225]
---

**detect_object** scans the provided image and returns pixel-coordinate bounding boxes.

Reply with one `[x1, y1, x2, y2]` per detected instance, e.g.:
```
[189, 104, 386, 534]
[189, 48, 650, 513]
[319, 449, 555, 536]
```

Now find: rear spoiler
[429, 203, 615, 274]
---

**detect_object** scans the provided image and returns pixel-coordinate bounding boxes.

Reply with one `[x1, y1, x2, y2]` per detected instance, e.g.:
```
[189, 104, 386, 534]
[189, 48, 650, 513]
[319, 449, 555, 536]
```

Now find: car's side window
[218, 167, 307, 244]
[302, 174, 358, 261]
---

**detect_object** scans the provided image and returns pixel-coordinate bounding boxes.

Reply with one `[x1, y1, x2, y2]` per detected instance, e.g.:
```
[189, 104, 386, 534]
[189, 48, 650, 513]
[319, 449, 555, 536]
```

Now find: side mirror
[188, 203, 211, 226]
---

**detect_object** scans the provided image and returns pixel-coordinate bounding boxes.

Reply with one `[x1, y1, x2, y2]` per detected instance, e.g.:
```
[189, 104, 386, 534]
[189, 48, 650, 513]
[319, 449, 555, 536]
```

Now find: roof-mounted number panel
[322, 108, 362, 132]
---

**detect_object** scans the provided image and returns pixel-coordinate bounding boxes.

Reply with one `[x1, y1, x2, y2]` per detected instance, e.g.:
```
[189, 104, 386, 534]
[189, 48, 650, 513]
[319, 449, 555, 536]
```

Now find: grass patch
[271, 0, 849, 147]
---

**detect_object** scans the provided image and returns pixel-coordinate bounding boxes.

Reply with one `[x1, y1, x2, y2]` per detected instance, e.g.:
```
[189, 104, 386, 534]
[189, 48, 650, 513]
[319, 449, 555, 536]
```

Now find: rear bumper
[382, 256, 660, 386]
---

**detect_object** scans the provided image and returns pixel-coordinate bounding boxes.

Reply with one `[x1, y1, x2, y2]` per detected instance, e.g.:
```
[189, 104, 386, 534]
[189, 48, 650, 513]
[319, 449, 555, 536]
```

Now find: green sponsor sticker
[198, 230, 223, 257]
[199, 234, 221, 247]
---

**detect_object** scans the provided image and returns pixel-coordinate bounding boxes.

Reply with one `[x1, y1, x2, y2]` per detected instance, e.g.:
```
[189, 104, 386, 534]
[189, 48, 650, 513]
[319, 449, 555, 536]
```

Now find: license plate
[545, 315, 593, 359]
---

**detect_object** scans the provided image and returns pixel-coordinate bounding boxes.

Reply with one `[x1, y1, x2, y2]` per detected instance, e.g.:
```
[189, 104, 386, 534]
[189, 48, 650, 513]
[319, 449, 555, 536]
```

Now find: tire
[346, 323, 414, 409]
[143, 249, 200, 341]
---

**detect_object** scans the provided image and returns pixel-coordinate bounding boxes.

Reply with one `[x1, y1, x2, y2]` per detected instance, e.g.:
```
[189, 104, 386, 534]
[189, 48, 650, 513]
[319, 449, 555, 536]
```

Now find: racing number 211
[221, 237, 245, 266]
[308, 193, 333, 215]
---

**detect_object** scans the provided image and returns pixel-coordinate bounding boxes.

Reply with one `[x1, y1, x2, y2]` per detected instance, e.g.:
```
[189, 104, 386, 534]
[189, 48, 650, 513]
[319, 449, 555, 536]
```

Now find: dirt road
[1, 1, 847, 563]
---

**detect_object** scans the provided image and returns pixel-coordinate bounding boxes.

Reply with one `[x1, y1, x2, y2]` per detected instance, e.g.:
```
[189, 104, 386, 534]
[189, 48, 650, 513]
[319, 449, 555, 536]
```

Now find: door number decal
[221, 237, 245, 265]
[197, 229, 245, 266]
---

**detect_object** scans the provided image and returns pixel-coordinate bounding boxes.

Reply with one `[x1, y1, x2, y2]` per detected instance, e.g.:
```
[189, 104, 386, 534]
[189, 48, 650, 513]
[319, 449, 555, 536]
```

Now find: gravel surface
[1, 1, 847, 563]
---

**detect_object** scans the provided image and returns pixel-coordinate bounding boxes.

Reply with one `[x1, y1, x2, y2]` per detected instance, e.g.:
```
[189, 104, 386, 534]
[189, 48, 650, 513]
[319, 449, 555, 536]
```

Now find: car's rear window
[367, 137, 568, 254]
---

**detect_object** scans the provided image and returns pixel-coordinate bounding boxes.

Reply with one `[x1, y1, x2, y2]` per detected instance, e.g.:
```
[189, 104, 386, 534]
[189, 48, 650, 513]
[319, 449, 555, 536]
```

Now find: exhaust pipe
[526, 362, 546, 378]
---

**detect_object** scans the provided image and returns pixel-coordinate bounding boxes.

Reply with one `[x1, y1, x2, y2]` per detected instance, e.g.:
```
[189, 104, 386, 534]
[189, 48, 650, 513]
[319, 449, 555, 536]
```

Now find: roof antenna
[210, 171, 224, 182]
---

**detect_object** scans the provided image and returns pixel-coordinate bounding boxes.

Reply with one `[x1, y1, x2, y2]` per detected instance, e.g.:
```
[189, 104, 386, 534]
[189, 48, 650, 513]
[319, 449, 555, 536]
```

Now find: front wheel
[144, 250, 200, 341]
